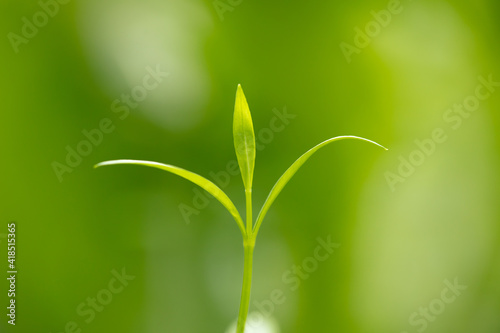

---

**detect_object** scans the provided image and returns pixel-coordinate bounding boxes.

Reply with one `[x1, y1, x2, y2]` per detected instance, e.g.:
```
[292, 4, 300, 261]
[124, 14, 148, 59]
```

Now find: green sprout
[95, 84, 387, 332]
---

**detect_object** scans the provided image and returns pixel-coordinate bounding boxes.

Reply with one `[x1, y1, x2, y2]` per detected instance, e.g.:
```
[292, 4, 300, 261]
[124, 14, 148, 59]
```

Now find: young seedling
[95, 85, 387, 332]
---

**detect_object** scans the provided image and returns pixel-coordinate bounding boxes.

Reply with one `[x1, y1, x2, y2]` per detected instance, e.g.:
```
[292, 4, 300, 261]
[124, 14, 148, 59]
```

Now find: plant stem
[245, 189, 252, 234]
[236, 240, 254, 333]
[237, 188, 254, 333]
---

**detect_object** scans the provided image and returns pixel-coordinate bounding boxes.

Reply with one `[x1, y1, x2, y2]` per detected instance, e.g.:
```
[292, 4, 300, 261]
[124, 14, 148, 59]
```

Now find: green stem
[237, 188, 254, 333]
[236, 240, 254, 333]
[245, 189, 252, 234]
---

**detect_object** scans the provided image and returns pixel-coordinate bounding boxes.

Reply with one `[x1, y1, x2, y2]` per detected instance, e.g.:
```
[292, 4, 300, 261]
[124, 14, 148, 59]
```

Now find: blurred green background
[1, 0, 499, 332]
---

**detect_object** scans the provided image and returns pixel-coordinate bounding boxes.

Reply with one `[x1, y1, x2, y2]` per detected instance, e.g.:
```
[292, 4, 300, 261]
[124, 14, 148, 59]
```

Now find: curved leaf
[253, 136, 387, 235]
[95, 159, 245, 235]
[233, 84, 256, 190]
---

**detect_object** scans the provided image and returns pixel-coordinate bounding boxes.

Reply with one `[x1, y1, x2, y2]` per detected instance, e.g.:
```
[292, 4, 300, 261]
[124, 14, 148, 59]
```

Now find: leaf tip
[94, 161, 112, 169]
[378, 143, 389, 151]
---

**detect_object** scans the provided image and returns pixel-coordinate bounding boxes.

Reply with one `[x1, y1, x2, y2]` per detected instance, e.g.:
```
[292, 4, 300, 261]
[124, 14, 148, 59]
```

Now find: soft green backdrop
[1, 0, 499, 332]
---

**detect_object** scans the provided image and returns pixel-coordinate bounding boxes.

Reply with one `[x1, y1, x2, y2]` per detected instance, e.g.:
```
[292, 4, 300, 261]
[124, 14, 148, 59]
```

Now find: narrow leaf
[233, 84, 256, 190]
[253, 136, 387, 235]
[95, 159, 245, 235]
